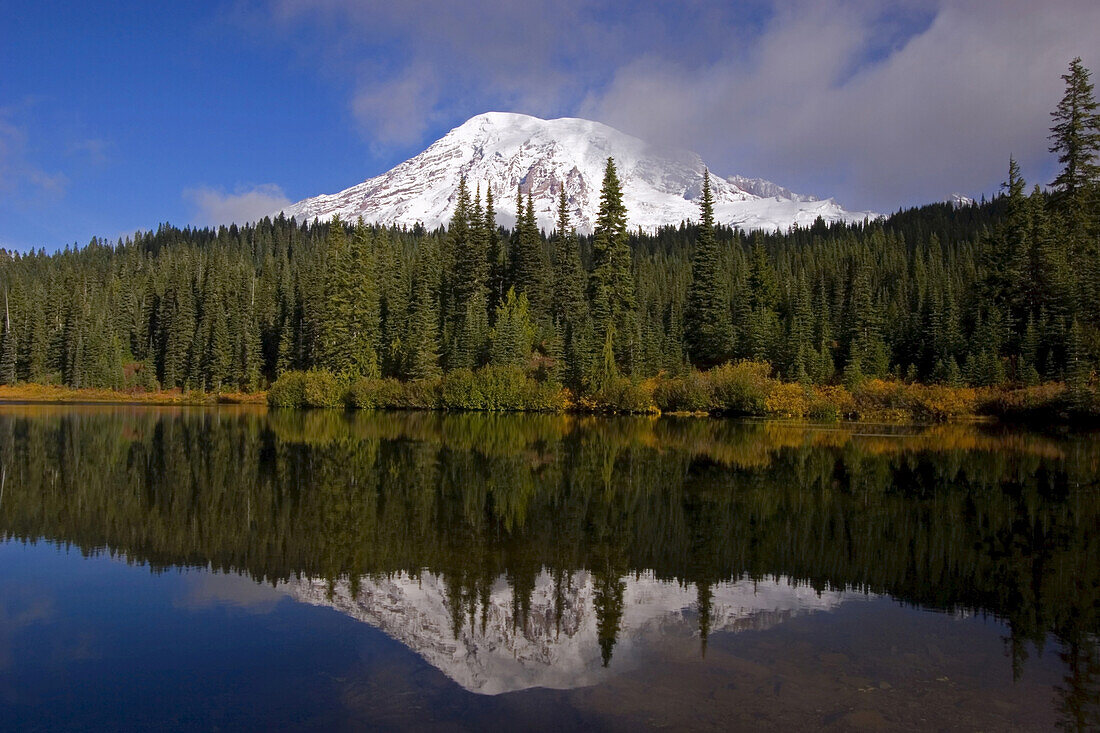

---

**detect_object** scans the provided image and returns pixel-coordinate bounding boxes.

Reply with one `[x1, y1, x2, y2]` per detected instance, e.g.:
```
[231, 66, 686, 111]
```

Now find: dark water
[0, 406, 1097, 731]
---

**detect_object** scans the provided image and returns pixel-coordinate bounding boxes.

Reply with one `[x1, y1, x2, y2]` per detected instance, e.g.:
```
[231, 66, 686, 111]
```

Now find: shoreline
[0, 380, 1096, 427]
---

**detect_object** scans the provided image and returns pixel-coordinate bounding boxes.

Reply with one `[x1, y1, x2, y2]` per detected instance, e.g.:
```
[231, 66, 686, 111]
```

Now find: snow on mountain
[279, 112, 877, 234]
[725, 175, 816, 202]
[949, 193, 976, 207]
[291, 570, 858, 695]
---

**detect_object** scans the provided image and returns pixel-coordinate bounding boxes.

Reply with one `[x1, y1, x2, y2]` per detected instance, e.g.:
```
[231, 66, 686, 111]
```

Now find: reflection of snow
[292, 571, 857, 695]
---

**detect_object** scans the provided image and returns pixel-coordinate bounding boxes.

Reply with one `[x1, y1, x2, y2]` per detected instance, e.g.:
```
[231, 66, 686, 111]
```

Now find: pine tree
[198, 263, 231, 391]
[161, 268, 196, 389]
[240, 272, 263, 391]
[846, 266, 888, 378]
[450, 182, 489, 369]
[510, 189, 550, 324]
[550, 187, 590, 386]
[489, 287, 534, 367]
[345, 220, 382, 378]
[315, 216, 350, 373]
[444, 177, 472, 362]
[744, 235, 780, 363]
[984, 158, 1029, 316]
[485, 184, 507, 309]
[1049, 58, 1100, 210]
[405, 239, 442, 379]
[0, 292, 16, 385]
[376, 230, 410, 378]
[23, 296, 48, 383]
[686, 169, 733, 368]
[1066, 318, 1091, 409]
[588, 158, 636, 374]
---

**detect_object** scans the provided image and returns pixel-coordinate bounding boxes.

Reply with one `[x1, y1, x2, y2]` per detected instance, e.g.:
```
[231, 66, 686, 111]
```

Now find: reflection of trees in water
[1058, 635, 1100, 731]
[0, 408, 1097, 725]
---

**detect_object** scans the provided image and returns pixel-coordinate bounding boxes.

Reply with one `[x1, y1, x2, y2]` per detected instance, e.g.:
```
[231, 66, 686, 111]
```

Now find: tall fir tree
[510, 188, 551, 324]
[485, 184, 508, 310]
[588, 158, 637, 374]
[449, 180, 489, 369]
[405, 238, 442, 379]
[1049, 58, 1100, 211]
[686, 169, 733, 368]
[0, 292, 16, 385]
[550, 187, 592, 386]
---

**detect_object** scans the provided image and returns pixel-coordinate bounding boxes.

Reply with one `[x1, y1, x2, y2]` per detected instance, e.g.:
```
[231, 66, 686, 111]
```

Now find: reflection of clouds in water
[0, 590, 54, 671]
[176, 571, 290, 613]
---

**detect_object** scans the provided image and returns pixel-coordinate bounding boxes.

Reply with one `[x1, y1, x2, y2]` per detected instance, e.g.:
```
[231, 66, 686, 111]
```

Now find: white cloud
[580, 0, 1100, 210]
[351, 63, 440, 148]
[184, 183, 292, 226]
[259, 0, 1100, 210]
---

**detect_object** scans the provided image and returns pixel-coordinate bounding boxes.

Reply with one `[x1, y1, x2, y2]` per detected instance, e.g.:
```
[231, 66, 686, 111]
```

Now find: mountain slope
[280, 112, 876, 233]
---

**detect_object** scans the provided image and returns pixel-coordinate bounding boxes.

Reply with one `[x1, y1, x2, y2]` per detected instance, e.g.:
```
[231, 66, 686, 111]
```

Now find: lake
[0, 405, 1096, 731]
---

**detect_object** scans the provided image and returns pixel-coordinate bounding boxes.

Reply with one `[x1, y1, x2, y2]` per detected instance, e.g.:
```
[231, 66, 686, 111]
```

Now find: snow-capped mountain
[279, 112, 877, 234]
[291, 570, 858, 695]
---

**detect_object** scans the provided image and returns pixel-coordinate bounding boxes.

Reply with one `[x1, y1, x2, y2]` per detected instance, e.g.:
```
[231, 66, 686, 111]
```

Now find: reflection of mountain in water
[293, 572, 851, 694]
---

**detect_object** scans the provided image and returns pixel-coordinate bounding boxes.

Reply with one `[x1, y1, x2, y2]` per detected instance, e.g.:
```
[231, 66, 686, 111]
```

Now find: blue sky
[2, 0, 1097, 251]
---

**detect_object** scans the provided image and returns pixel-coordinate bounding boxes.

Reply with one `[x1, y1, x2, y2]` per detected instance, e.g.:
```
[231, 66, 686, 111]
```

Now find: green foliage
[267, 369, 342, 408]
[0, 300, 16, 386]
[588, 158, 636, 373]
[267, 370, 307, 407]
[1049, 57, 1100, 205]
[590, 376, 657, 414]
[489, 288, 535, 367]
[707, 361, 772, 416]
[686, 170, 733, 367]
[653, 370, 713, 412]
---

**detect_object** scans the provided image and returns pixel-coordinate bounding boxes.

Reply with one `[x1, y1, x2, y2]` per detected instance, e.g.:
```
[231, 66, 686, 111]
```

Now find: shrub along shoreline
[266, 361, 1100, 424]
[1, 361, 1094, 424]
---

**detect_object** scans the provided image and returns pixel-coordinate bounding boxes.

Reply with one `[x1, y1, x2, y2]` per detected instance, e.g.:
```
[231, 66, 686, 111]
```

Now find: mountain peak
[280, 112, 876, 233]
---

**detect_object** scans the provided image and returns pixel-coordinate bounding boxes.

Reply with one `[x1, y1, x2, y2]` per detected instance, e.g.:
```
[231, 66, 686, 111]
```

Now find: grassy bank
[0, 383, 266, 406]
[264, 361, 1100, 424]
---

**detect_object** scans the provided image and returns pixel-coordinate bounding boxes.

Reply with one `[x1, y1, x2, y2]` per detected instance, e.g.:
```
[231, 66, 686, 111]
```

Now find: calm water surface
[0, 406, 1097, 731]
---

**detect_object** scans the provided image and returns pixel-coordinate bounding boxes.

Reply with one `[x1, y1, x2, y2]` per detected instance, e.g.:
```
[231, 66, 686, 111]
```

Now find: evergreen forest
[0, 59, 1097, 415]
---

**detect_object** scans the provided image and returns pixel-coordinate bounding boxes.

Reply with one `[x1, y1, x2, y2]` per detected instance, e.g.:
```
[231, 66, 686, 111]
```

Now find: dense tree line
[0, 60, 1096, 397]
[0, 408, 1096, 726]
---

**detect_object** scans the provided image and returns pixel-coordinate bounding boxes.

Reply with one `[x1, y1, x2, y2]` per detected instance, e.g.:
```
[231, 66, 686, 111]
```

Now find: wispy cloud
[184, 183, 291, 226]
[0, 107, 68, 198]
[67, 138, 111, 166]
[582, 0, 1100, 209]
